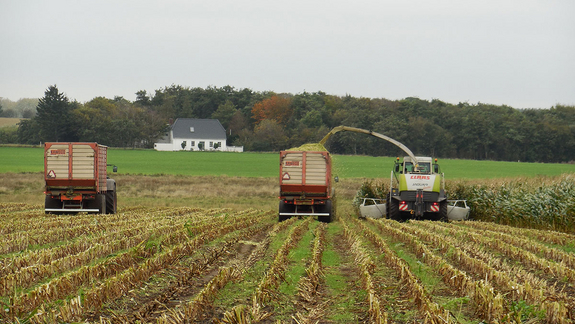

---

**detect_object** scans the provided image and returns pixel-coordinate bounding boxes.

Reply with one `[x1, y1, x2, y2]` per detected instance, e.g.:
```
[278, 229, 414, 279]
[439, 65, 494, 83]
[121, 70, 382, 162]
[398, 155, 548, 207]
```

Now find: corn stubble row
[0, 203, 42, 214]
[293, 222, 327, 324]
[412, 222, 575, 323]
[0, 205, 175, 236]
[0, 206, 170, 235]
[213, 217, 310, 324]
[28, 211, 272, 324]
[453, 221, 575, 269]
[0, 207, 273, 323]
[0, 209, 213, 293]
[117, 216, 273, 324]
[381, 219, 572, 323]
[4, 203, 573, 323]
[255, 217, 312, 305]
[455, 220, 575, 246]
[1, 207, 239, 293]
[418, 220, 575, 286]
[0, 206, 208, 254]
[341, 219, 389, 324]
[157, 217, 310, 323]
[0, 206, 231, 275]
[351, 217, 461, 324]
[213, 217, 302, 324]
[98, 214, 277, 324]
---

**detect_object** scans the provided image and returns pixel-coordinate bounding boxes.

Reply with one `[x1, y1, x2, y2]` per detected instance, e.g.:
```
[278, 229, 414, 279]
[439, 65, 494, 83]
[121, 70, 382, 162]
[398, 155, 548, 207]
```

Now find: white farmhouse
[154, 118, 243, 152]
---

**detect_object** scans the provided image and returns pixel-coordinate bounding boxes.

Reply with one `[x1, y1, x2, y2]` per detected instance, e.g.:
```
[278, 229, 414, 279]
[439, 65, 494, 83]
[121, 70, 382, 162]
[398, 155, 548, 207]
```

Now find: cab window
[404, 162, 414, 173]
[417, 163, 430, 173]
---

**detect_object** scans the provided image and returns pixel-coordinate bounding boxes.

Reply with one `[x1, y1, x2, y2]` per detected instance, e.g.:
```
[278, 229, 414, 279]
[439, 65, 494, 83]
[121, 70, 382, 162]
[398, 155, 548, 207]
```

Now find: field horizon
[2, 145, 575, 179]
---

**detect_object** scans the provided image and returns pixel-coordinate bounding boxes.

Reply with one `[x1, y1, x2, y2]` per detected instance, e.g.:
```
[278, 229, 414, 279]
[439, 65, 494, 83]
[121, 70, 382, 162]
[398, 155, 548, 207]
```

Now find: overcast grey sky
[1, 0, 574, 108]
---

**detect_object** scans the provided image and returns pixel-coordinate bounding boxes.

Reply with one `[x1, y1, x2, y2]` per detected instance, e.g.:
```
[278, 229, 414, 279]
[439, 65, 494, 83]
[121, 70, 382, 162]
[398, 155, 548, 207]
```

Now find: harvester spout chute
[319, 125, 418, 163]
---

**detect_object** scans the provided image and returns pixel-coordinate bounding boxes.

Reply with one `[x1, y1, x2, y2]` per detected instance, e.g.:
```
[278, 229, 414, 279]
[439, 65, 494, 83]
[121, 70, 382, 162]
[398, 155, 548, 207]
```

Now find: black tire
[387, 197, 401, 221]
[439, 201, 448, 222]
[105, 179, 117, 214]
[106, 190, 117, 214]
[45, 195, 61, 214]
[90, 194, 106, 214]
[279, 200, 291, 222]
[318, 200, 333, 223]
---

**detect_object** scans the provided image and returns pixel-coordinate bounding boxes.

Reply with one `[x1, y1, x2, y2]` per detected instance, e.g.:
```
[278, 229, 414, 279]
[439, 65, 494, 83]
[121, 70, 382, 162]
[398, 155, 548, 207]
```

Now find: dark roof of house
[171, 118, 226, 140]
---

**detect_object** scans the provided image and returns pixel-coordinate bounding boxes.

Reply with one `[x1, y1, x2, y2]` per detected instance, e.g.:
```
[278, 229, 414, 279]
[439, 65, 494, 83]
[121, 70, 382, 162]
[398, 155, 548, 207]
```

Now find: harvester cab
[395, 156, 438, 174]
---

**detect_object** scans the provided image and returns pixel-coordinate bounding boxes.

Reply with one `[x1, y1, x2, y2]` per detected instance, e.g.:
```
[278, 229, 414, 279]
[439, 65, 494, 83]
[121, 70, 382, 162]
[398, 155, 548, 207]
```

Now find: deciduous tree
[251, 95, 292, 125]
[211, 100, 236, 129]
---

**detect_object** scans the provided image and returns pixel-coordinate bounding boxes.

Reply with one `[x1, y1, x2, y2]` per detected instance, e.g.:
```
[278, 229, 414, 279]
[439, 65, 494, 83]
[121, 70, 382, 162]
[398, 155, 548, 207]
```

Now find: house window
[209, 141, 213, 148]
[190, 127, 194, 132]
[191, 141, 195, 147]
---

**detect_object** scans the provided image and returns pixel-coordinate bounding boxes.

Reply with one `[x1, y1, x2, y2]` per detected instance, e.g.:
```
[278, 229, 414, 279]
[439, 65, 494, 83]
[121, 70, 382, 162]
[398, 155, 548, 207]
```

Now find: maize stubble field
[1, 173, 575, 323]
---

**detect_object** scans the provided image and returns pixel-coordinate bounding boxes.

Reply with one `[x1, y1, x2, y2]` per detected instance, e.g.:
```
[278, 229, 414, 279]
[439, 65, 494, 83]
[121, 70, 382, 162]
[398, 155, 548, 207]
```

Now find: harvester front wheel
[439, 201, 448, 221]
[387, 196, 401, 221]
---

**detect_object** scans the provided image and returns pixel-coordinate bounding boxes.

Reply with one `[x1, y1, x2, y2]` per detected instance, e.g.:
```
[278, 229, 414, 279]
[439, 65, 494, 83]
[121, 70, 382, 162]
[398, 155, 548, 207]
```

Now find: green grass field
[1, 146, 574, 179]
[0, 117, 24, 127]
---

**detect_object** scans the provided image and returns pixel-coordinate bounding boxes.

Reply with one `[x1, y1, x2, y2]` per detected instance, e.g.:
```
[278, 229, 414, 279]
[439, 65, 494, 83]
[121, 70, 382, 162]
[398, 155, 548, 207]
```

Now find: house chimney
[168, 118, 174, 125]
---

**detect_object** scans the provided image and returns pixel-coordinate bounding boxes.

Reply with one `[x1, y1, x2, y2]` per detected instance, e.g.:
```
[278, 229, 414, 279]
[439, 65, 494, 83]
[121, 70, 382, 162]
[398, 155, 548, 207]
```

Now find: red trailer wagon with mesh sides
[44, 142, 117, 214]
[278, 150, 335, 223]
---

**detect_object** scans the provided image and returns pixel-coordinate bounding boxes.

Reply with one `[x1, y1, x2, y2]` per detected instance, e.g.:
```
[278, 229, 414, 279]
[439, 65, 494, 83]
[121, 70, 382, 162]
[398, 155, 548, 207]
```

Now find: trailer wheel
[93, 194, 106, 214]
[45, 196, 61, 214]
[105, 179, 117, 214]
[106, 190, 117, 214]
[318, 200, 333, 223]
[279, 201, 291, 222]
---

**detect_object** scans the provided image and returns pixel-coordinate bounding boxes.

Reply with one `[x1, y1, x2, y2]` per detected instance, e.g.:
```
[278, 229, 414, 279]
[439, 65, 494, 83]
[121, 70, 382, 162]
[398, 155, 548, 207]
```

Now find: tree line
[0, 98, 38, 118]
[2, 84, 574, 163]
[11, 86, 166, 148]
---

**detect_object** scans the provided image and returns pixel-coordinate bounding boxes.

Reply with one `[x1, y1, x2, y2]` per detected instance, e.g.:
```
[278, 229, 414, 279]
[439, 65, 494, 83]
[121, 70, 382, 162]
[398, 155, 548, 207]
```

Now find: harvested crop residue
[288, 143, 328, 152]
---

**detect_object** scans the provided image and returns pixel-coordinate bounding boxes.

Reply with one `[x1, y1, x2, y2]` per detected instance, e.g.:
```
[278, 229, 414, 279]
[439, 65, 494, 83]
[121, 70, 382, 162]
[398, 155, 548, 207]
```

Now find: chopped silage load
[288, 143, 328, 152]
